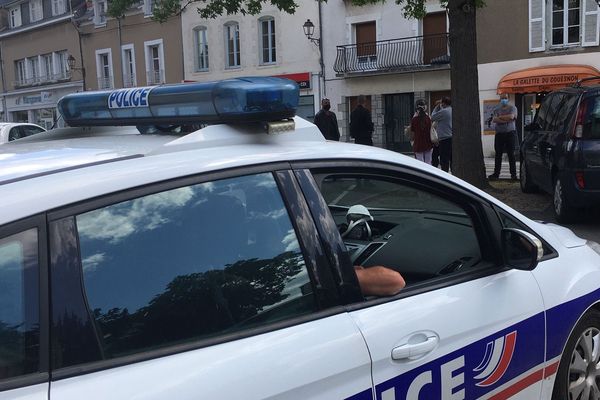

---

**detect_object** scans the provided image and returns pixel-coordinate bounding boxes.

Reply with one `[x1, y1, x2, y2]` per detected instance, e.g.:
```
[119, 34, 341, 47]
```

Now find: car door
[537, 93, 578, 187]
[296, 164, 546, 400]
[0, 216, 48, 400]
[47, 168, 372, 400]
[524, 94, 559, 190]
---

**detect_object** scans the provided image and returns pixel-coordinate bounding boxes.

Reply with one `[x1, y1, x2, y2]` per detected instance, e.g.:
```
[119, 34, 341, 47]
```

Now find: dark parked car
[520, 81, 600, 222]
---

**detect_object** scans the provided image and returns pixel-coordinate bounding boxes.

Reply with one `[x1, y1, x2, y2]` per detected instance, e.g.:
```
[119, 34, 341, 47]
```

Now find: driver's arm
[354, 265, 406, 296]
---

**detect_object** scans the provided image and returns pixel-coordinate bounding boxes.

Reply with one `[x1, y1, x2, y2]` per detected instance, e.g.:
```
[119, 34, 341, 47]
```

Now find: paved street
[483, 158, 600, 243]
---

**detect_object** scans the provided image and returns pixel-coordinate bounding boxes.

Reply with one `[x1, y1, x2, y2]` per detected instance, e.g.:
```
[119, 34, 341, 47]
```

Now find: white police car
[1, 77, 600, 400]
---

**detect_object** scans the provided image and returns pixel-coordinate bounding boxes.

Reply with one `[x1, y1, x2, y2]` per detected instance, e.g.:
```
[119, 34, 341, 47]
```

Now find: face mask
[323, 105, 331, 111]
[500, 98, 509, 106]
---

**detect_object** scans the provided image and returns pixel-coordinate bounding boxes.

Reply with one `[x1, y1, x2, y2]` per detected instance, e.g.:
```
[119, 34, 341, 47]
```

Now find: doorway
[384, 93, 414, 153]
[423, 12, 447, 64]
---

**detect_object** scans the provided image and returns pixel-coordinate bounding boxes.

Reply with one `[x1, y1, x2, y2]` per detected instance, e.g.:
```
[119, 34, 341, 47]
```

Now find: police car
[1, 77, 600, 400]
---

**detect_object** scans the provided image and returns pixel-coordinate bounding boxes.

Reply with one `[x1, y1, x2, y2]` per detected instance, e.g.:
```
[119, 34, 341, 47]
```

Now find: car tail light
[572, 100, 588, 139]
[576, 171, 585, 189]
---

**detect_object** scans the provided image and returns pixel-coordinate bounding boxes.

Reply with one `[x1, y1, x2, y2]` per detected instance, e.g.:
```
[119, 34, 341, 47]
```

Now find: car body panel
[50, 314, 372, 400]
[2, 115, 600, 400]
[349, 269, 545, 400]
[0, 383, 47, 400]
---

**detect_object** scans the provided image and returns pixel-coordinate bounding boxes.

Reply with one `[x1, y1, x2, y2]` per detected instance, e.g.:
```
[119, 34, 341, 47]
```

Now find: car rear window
[582, 95, 600, 139]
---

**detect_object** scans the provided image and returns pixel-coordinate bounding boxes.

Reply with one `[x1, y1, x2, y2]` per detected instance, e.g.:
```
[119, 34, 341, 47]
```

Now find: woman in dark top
[410, 100, 434, 164]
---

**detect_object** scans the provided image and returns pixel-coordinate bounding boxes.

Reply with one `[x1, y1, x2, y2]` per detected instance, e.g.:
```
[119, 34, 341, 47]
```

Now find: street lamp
[67, 54, 86, 91]
[302, 19, 320, 45]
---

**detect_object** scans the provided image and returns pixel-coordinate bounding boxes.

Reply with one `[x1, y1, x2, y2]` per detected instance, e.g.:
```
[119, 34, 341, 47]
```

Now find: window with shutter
[582, 0, 600, 46]
[529, 0, 546, 52]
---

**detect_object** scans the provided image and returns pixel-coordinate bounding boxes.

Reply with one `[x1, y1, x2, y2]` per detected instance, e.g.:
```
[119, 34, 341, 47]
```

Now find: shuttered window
[529, 0, 546, 52]
[582, 0, 600, 46]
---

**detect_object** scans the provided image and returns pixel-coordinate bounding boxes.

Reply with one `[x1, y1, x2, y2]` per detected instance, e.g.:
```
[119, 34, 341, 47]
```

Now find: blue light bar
[57, 77, 299, 127]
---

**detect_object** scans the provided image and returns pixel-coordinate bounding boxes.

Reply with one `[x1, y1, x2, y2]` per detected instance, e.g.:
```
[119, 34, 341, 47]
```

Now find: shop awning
[497, 65, 600, 94]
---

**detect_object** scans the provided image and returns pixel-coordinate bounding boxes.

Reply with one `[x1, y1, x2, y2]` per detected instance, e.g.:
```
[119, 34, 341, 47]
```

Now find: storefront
[4, 83, 83, 128]
[274, 72, 316, 122]
[480, 64, 600, 155]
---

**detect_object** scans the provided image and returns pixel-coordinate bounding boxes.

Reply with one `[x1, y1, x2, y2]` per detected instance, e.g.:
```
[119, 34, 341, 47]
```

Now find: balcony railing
[14, 71, 72, 88]
[123, 73, 136, 88]
[147, 69, 164, 85]
[97, 76, 113, 89]
[334, 33, 450, 75]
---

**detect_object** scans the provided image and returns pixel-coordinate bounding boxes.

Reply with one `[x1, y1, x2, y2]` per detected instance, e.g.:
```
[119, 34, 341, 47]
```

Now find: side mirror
[501, 228, 544, 271]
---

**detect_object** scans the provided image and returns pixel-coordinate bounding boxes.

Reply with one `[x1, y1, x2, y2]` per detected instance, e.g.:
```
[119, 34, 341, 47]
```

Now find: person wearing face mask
[488, 93, 518, 180]
[314, 98, 340, 141]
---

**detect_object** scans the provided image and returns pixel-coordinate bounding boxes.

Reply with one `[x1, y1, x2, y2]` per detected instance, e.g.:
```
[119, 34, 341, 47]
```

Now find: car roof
[0, 117, 419, 222]
[0, 116, 568, 253]
[0, 126, 178, 184]
[0, 122, 45, 128]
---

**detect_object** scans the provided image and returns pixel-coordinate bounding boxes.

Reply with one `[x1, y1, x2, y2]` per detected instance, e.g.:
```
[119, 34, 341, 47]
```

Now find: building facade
[180, 2, 321, 122]
[0, 0, 83, 127]
[322, 0, 450, 151]
[73, 0, 183, 92]
[477, 0, 600, 156]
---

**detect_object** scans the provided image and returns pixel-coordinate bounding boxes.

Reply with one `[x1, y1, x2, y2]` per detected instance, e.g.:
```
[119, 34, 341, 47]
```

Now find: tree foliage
[108, 0, 300, 22]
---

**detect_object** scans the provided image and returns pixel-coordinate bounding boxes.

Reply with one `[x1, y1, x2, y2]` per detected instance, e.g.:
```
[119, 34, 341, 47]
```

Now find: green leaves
[108, 0, 301, 23]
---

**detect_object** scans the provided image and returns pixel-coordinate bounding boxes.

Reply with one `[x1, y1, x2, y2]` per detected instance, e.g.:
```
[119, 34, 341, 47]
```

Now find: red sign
[274, 72, 311, 89]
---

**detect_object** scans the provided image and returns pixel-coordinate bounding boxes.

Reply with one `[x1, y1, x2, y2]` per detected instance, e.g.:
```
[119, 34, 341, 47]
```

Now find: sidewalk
[484, 157, 520, 180]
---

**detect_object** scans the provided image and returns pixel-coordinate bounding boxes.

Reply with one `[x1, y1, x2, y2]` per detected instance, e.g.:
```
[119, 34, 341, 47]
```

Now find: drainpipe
[71, 19, 87, 91]
[117, 16, 125, 87]
[318, 0, 326, 99]
[0, 42, 8, 122]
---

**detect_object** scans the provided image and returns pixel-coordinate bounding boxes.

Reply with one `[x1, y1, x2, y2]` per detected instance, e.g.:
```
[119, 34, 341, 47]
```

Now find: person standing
[411, 99, 434, 164]
[488, 93, 518, 180]
[350, 95, 374, 146]
[431, 97, 453, 172]
[314, 98, 340, 141]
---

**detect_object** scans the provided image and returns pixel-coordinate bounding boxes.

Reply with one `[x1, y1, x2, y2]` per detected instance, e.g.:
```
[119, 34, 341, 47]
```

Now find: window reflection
[77, 173, 314, 358]
[0, 229, 39, 380]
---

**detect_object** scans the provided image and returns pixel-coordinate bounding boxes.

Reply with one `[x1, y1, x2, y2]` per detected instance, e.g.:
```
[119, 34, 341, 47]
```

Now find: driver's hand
[354, 265, 405, 297]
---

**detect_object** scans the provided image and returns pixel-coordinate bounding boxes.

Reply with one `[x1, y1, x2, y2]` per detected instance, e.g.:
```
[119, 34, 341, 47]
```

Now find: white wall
[181, 3, 321, 91]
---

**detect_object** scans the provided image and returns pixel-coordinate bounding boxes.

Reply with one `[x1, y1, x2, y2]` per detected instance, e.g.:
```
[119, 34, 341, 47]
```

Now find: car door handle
[391, 335, 439, 360]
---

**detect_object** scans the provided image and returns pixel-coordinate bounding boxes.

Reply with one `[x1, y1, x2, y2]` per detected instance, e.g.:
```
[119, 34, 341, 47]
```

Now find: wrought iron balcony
[334, 33, 450, 75]
[97, 76, 113, 89]
[147, 69, 164, 85]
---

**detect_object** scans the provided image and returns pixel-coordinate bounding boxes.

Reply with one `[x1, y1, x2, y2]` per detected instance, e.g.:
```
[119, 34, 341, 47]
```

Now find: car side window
[315, 174, 484, 285]
[545, 93, 566, 132]
[581, 95, 600, 139]
[0, 229, 39, 381]
[22, 126, 44, 137]
[8, 127, 23, 141]
[553, 94, 579, 134]
[75, 173, 316, 359]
